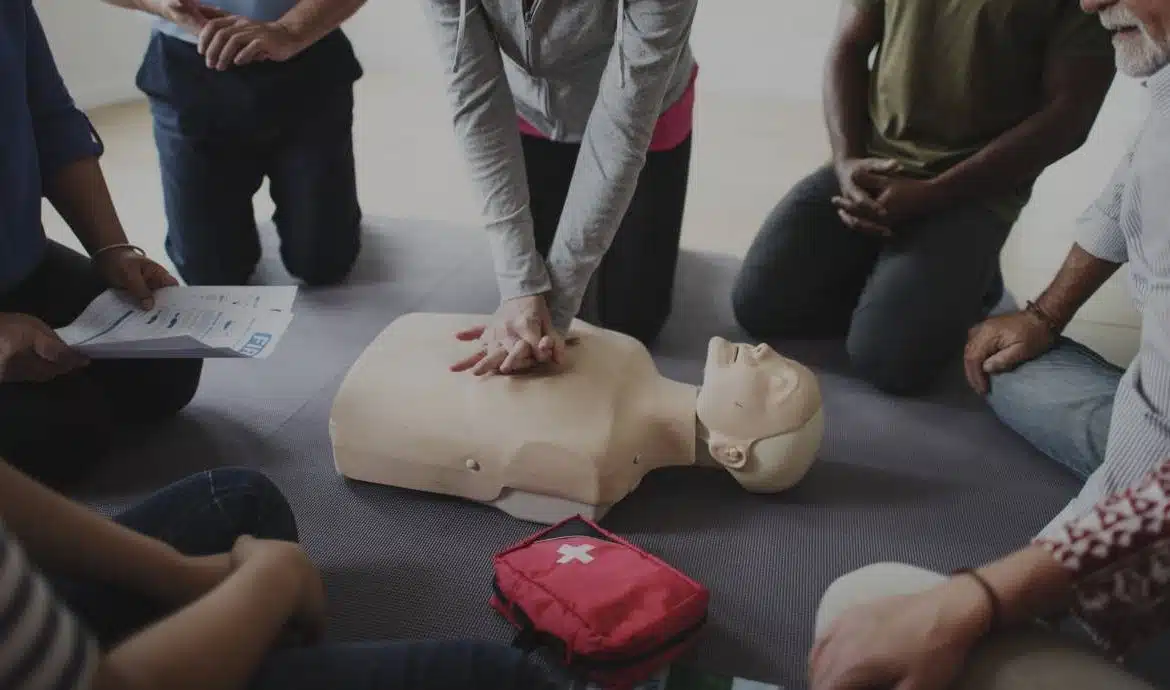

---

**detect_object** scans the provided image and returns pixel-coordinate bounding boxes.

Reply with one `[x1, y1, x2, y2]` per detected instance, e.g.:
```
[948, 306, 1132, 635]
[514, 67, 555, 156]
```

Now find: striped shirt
[0, 520, 97, 690]
[1038, 64, 1170, 537]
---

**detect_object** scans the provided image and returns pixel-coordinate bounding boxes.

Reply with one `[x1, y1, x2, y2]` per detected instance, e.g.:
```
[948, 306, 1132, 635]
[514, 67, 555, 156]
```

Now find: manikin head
[1083, 0, 1170, 77]
[696, 337, 823, 492]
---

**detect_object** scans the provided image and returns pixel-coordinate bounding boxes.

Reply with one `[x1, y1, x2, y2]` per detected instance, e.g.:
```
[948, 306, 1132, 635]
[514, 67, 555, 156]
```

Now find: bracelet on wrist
[953, 568, 1003, 632]
[92, 243, 146, 260]
[1025, 299, 1063, 335]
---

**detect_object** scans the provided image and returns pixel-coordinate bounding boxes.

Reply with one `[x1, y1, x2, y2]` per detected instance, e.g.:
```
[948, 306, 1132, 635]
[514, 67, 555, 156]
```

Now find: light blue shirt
[1040, 64, 1170, 537]
[155, 0, 298, 42]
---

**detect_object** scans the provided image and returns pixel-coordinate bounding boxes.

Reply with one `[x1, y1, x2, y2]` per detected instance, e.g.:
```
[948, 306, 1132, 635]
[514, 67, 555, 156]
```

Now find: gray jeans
[732, 165, 1011, 395]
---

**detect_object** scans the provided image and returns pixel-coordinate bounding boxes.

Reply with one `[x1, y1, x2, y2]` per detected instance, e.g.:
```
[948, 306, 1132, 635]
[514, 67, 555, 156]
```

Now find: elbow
[1060, 113, 1096, 156]
[825, 42, 871, 76]
[1052, 97, 1106, 157]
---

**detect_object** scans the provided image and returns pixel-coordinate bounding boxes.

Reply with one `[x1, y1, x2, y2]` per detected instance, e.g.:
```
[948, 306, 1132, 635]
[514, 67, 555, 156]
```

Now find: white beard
[1102, 6, 1170, 77]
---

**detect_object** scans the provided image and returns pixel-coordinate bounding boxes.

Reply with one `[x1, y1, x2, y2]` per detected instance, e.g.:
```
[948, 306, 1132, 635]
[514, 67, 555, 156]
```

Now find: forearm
[544, 1, 696, 331]
[0, 460, 183, 596]
[823, 44, 872, 163]
[974, 545, 1075, 628]
[96, 558, 299, 690]
[928, 105, 1095, 206]
[1032, 243, 1121, 329]
[275, 0, 366, 53]
[43, 157, 130, 255]
[421, 1, 549, 302]
[929, 55, 1113, 206]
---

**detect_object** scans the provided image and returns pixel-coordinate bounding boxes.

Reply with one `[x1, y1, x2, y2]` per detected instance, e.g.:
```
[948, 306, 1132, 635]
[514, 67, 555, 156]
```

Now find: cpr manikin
[330, 313, 825, 524]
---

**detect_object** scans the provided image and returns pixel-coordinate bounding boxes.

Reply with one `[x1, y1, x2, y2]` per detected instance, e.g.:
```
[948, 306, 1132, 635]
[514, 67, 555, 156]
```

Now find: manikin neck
[632, 376, 698, 471]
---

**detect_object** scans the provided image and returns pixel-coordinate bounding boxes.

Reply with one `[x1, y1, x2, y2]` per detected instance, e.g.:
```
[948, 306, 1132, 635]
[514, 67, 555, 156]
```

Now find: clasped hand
[832, 158, 941, 237]
[157, 536, 327, 645]
[450, 295, 566, 376]
[146, 0, 302, 70]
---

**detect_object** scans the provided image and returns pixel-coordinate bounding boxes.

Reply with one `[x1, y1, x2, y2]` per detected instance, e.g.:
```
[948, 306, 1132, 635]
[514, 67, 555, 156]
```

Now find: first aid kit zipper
[492, 578, 708, 670]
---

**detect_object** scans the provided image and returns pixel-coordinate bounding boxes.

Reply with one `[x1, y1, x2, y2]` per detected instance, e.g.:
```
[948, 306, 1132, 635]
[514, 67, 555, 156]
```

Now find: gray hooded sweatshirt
[421, 0, 698, 331]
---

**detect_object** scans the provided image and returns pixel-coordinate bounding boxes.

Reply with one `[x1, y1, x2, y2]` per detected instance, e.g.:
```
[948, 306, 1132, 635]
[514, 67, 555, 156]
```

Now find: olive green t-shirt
[854, 0, 1113, 221]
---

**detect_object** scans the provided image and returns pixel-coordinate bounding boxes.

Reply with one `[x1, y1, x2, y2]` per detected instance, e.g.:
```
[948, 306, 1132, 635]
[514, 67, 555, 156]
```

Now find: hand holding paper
[56, 286, 297, 360]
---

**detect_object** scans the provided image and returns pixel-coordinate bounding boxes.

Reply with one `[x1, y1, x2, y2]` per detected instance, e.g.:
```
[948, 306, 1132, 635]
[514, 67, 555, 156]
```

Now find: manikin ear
[708, 440, 749, 470]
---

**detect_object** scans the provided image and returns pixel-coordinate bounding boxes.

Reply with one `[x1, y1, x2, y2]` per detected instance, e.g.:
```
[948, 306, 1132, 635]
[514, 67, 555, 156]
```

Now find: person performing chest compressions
[330, 313, 824, 524]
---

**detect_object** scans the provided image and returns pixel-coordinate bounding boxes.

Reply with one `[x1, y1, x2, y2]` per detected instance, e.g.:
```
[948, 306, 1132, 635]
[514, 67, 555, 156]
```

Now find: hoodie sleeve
[543, 0, 699, 331]
[419, 0, 553, 304]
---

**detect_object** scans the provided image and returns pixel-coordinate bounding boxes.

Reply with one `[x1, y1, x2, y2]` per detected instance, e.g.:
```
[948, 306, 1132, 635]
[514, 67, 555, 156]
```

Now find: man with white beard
[808, 2, 1170, 689]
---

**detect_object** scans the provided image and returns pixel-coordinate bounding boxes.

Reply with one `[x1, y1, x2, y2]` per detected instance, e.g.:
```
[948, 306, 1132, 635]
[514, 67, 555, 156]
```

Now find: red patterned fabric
[1035, 459, 1170, 655]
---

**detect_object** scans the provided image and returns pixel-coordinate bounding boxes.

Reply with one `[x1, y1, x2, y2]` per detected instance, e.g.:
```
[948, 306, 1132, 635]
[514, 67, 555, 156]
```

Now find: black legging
[0, 241, 203, 487]
[522, 132, 692, 346]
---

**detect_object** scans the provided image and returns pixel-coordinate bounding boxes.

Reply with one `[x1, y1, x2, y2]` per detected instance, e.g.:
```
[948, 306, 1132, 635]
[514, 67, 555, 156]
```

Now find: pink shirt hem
[518, 65, 698, 152]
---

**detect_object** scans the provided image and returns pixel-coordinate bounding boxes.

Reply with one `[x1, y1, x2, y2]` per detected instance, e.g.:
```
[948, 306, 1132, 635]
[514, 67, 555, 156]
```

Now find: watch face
[583, 666, 780, 690]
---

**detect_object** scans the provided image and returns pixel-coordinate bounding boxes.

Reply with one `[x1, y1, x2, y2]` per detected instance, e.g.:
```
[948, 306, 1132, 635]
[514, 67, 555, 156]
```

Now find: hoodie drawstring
[617, 0, 626, 87]
[453, 0, 468, 72]
[453, 0, 627, 87]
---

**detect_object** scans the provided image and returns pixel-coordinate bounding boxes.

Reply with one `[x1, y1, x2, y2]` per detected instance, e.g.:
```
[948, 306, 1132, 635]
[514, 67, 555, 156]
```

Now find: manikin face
[696, 337, 819, 476]
[1083, 0, 1170, 76]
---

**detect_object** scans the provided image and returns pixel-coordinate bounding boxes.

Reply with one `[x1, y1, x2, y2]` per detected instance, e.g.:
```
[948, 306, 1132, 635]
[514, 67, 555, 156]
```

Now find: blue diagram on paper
[239, 333, 272, 357]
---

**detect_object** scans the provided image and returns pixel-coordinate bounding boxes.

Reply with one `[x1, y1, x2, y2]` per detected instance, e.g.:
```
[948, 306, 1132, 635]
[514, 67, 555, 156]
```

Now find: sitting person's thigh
[732, 165, 882, 340]
[0, 241, 203, 484]
[846, 203, 1011, 395]
[52, 468, 296, 646]
[985, 338, 1121, 480]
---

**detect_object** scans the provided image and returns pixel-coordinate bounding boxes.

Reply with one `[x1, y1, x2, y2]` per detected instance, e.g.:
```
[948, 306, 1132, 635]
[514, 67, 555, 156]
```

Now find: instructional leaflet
[56, 286, 297, 359]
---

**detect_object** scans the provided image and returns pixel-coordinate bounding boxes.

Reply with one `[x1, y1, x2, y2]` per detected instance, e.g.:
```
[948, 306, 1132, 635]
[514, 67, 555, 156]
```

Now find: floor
[44, 69, 1140, 366]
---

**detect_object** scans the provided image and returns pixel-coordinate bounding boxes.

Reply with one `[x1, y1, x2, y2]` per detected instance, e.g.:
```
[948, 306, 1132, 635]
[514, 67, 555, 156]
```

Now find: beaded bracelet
[1025, 299, 1063, 335]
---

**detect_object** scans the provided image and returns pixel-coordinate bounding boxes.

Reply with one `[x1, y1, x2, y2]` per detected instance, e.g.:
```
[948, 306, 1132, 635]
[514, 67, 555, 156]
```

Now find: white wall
[35, 1, 153, 108]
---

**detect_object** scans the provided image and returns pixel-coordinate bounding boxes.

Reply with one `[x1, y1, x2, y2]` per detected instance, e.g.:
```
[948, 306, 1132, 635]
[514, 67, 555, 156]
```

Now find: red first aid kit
[490, 515, 710, 689]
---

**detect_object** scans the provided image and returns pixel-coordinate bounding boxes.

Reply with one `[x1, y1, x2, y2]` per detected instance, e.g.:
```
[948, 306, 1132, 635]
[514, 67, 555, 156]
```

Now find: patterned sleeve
[0, 521, 98, 690]
[1034, 459, 1170, 657]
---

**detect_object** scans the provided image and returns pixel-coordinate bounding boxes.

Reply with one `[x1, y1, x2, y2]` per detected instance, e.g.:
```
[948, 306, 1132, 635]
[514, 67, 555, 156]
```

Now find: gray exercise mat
[75, 219, 1081, 690]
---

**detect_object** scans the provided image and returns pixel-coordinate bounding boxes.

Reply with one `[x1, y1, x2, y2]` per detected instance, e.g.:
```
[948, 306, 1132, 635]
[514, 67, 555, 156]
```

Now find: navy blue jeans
[985, 337, 1124, 480]
[55, 469, 559, 690]
[143, 33, 362, 287]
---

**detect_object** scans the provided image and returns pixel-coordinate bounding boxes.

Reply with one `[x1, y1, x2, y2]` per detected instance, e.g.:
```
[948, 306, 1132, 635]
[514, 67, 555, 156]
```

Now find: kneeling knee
[287, 248, 358, 286]
[595, 301, 671, 347]
[846, 340, 936, 396]
[284, 233, 361, 287]
[147, 359, 203, 418]
[206, 467, 298, 541]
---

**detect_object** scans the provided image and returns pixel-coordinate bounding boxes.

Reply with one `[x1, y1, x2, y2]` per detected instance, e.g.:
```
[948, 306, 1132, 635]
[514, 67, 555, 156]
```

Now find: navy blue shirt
[0, 1, 104, 291]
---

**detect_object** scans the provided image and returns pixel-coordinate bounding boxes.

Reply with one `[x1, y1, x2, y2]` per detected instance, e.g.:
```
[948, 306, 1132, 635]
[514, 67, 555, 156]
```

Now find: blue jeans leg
[267, 85, 362, 287]
[54, 468, 296, 646]
[250, 640, 564, 690]
[151, 97, 267, 286]
[985, 337, 1123, 480]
